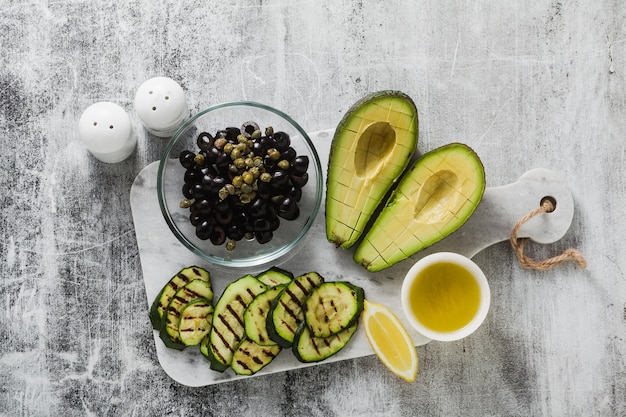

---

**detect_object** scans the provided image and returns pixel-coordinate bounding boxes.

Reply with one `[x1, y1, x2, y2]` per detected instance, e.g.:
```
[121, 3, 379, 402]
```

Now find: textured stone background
[1, 0, 625, 416]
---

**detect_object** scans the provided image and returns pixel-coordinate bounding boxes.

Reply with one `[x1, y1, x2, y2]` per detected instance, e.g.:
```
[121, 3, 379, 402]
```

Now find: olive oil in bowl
[401, 252, 490, 342]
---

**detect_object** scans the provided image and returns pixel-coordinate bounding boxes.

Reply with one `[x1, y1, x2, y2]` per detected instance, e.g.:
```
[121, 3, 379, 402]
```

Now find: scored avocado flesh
[326, 91, 418, 249]
[354, 143, 485, 272]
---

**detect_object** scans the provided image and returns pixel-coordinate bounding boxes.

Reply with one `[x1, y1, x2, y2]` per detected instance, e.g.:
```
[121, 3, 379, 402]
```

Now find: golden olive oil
[408, 261, 481, 333]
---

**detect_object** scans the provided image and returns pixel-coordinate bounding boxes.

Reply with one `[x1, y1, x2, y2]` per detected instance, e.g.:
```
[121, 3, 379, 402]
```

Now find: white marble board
[130, 129, 574, 387]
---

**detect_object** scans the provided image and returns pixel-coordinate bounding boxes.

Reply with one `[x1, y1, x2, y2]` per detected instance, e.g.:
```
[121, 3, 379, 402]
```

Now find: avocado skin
[325, 90, 419, 249]
[354, 142, 486, 272]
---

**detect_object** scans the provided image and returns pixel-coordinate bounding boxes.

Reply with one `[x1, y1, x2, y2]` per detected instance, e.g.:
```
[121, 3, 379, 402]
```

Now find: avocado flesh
[326, 91, 418, 249]
[354, 143, 485, 272]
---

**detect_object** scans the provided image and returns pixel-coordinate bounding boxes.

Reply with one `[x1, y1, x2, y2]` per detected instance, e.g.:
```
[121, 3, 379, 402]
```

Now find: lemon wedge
[362, 300, 418, 382]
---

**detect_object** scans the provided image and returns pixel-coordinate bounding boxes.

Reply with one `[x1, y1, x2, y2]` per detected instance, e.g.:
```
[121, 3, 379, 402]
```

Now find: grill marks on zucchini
[208, 275, 268, 371]
[149, 266, 211, 329]
[293, 320, 358, 363]
[304, 282, 365, 338]
[267, 272, 325, 348]
[231, 339, 282, 376]
[244, 285, 285, 346]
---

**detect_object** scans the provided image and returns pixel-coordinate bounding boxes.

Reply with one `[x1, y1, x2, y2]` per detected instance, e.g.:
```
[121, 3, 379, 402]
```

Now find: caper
[237, 134, 248, 143]
[242, 171, 254, 185]
[244, 232, 254, 241]
[251, 130, 262, 140]
[223, 143, 234, 154]
[226, 240, 237, 251]
[239, 193, 252, 204]
[179, 199, 193, 208]
[244, 157, 254, 168]
[234, 157, 246, 169]
[260, 172, 272, 183]
[231, 148, 242, 160]
[229, 164, 239, 174]
[249, 166, 260, 178]
[225, 183, 235, 195]
[218, 187, 229, 200]
[193, 153, 205, 165]
[253, 156, 264, 167]
[214, 137, 227, 149]
[277, 159, 290, 170]
[232, 175, 243, 188]
[267, 148, 281, 161]
[265, 126, 274, 137]
[241, 183, 253, 194]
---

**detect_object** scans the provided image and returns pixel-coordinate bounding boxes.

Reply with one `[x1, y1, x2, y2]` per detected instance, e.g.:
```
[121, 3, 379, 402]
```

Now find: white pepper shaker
[134, 77, 188, 137]
[78, 102, 136, 163]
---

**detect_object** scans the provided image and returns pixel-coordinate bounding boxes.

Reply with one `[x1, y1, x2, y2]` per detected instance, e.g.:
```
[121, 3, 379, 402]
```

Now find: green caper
[251, 130, 262, 140]
[244, 232, 254, 241]
[265, 126, 274, 137]
[267, 148, 281, 161]
[239, 193, 252, 204]
[277, 159, 290, 170]
[260, 172, 272, 183]
[225, 183, 235, 195]
[229, 164, 239, 174]
[226, 240, 237, 251]
[214, 137, 227, 149]
[241, 183, 253, 194]
[231, 148, 242, 160]
[223, 143, 234, 154]
[193, 153, 205, 165]
[232, 176, 243, 188]
[234, 157, 246, 169]
[244, 157, 254, 168]
[249, 166, 260, 178]
[237, 134, 248, 143]
[253, 156, 264, 167]
[179, 199, 193, 208]
[218, 187, 229, 200]
[242, 171, 254, 184]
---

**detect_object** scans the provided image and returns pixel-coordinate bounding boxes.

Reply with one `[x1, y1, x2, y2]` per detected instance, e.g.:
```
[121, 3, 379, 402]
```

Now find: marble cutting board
[130, 129, 575, 387]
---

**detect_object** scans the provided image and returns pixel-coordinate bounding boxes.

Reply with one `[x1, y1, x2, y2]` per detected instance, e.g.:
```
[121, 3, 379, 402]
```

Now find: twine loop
[509, 198, 587, 270]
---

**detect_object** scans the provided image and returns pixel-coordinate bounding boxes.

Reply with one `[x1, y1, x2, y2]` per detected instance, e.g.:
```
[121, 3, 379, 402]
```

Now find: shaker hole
[93, 122, 97, 126]
[152, 106, 157, 111]
[165, 96, 169, 100]
[109, 125, 114, 129]
[149, 91, 153, 94]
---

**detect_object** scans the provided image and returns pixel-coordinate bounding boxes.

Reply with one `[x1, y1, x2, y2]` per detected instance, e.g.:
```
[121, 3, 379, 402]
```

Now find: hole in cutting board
[540, 196, 557, 212]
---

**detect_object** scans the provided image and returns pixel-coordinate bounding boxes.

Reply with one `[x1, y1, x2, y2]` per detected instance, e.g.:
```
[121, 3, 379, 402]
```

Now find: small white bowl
[401, 252, 490, 342]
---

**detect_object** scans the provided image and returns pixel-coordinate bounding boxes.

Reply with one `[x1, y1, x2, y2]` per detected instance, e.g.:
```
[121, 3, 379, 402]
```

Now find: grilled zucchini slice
[244, 285, 285, 346]
[256, 266, 293, 287]
[292, 320, 358, 363]
[160, 279, 213, 350]
[266, 272, 325, 348]
[178, 298, 214, 347]
[231, 339, 282, 376]
[149, 266, 211, 329]
[304, 282, 365, 338]
[208, 275, 267, 371]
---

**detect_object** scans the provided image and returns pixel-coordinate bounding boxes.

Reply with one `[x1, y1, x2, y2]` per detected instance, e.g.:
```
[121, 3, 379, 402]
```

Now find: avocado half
[354, 143, 486, 272]
[325, 91, 418, 249]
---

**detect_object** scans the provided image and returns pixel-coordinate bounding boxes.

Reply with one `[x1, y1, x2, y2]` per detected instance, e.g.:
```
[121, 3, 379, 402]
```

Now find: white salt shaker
[78, 102, 136, 163]
[134, 77, 188, 137]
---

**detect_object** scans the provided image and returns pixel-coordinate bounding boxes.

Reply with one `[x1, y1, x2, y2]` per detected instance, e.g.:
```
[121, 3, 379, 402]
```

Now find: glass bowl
[157, 102, 323, 269]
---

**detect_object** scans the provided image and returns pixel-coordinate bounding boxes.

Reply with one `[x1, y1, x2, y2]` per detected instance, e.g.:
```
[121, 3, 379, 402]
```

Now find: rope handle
[510, 198, 587, 270]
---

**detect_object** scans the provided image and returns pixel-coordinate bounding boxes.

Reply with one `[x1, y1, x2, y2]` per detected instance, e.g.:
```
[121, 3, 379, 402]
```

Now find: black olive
[182, 183, 194, 199]
[290, 172, 309, 188]
[288, 185, 302, 202]
[191, 199, 211, 214]
[263, 155, 277, 170]
[214, 199, 230, 213]
[215, 152, 231, 170]
[227, 224, 246, 241]
[196, 220, 213, 240]
[179, 150, 196, 169]
[197, 132, 214, 151]
[270, 170, 290, 188]
[184, 169, 200, 184]
[209, 176, 227, 192]
[278, 196, 299, 220]
[257, 181, 271, 199]
[292, 155, 309, 175]
[215, 209, 233, 225]
[192, 183, 206, 198]
[255, 230, 273, 244]
[249, 198, 268, 218]
[189, 212, 202, 226]
[210, 225, 227, 245]
[207, 146, 221, 163]
[253, 217, 271, 232]
[282, 147, 297, 161]
[268, 216, 280, 232]
[225, 127, 241, 142]
[273, 131, 291, 151]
